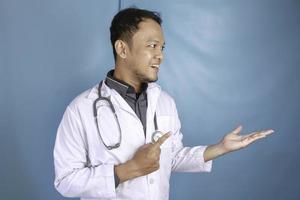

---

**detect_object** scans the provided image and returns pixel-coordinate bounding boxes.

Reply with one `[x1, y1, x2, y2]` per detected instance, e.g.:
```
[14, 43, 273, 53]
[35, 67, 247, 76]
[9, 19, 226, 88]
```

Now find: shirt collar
[105, 70, 148, 98]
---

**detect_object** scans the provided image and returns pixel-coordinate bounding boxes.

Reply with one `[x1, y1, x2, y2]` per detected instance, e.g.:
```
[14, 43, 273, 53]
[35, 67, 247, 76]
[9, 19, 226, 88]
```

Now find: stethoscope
[93, 81, 164, 150]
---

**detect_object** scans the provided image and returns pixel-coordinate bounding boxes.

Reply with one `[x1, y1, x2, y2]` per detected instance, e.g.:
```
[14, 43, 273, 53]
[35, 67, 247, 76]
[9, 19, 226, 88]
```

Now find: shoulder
[159, 89, 176, 107]
[148, 82, 175, 102]
[67, 84, 98, 113]
[155, 83, 176, 106]
[149, 83, 177, 115]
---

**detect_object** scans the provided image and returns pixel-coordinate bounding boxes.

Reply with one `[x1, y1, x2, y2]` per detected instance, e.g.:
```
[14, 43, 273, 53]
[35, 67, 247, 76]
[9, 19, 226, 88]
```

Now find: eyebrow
[147, 39, 165, 46]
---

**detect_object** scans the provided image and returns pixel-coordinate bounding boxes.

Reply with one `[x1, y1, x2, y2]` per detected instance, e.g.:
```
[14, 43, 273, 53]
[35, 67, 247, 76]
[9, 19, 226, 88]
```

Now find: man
[54, 8, 273, 200]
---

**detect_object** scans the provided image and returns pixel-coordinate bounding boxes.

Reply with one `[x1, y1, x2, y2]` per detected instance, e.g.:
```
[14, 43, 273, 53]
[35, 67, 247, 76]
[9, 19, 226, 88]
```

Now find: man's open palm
[221, 125, 274, 152]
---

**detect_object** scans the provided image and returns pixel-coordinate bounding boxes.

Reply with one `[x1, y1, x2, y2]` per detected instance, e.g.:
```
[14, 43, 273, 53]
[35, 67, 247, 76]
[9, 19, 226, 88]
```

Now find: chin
[146, 76, 158, 83]
[137, 72, 158, 83]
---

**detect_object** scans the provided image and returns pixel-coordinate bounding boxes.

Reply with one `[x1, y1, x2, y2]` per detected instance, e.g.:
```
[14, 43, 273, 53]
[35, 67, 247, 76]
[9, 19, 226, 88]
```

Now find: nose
[155, 49, 164, 62]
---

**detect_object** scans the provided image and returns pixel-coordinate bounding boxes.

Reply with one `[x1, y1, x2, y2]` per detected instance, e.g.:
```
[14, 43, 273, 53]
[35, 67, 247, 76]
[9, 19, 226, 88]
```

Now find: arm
[204, 125, 274, 162]
[54, 107, 116, 198]
[54, 106, 171, 196]
[165, 98, 274, 171]
[169, 99, 213, 172]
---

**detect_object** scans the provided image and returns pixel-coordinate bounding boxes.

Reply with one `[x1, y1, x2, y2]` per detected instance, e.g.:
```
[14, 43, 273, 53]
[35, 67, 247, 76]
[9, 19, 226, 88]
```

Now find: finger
[231, 125, 243, 135]
[241, 129, 274, 140]
[241, 131, 259, 140]
[242, 130, 274, 145]
[262, 129, 274, 136]
[153, 132, 171, 148]
[242, 134, 266, 146]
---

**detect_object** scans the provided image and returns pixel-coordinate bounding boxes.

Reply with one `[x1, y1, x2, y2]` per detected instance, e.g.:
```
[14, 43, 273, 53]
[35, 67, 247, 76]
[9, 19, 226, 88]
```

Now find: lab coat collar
[105, 70, 148, 97]
[86, 81, 161, 118]
[146, 82, 161, 117]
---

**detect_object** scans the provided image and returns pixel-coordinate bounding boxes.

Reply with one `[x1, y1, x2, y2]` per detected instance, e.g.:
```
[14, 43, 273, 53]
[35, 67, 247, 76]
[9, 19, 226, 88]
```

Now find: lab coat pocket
[156, 116, 173, 149]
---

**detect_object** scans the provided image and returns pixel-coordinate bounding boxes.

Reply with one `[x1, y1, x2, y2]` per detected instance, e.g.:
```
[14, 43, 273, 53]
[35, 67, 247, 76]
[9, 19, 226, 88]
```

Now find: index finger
[153, 132, 171, 148]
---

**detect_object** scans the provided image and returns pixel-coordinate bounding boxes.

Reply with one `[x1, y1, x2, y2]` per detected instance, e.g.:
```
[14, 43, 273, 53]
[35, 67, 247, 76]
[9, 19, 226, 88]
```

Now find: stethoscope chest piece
[151, 130, 163, 143]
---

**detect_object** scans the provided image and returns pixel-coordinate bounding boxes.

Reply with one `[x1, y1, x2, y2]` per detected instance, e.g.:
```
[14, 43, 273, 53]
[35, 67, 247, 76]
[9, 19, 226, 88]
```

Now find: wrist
[204, 143, 227, 162]
[216, 142, 229, 156]
[115, 160, 141, 183]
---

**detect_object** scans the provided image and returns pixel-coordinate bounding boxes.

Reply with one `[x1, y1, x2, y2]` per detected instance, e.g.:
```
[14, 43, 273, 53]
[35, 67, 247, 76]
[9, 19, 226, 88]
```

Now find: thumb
[231, 125, 243, 135]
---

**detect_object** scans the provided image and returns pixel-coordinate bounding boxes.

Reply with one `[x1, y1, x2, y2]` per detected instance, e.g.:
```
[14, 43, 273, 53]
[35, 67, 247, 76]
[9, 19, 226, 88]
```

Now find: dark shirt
[105, 70, 148, 136]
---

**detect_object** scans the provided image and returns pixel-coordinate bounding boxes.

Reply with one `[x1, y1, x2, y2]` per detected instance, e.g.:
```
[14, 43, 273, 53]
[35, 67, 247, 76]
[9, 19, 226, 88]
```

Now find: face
[125, 19, 165, 84]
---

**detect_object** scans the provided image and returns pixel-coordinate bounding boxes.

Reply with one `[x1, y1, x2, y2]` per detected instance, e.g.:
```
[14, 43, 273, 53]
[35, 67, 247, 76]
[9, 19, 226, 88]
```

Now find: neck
[113, 65, 142, 93]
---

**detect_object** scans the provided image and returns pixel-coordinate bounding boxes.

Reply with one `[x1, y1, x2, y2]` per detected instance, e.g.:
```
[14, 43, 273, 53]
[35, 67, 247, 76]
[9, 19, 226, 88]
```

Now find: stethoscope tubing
[94, 81, 162, 150]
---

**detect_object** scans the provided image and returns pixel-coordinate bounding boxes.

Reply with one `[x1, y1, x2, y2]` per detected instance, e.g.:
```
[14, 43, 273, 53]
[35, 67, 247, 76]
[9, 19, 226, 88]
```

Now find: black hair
[110, 7, 162, 61]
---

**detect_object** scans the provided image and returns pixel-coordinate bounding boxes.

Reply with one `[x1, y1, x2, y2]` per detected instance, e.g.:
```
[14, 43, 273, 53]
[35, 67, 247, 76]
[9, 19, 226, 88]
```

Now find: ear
[114, 40, 127, 59]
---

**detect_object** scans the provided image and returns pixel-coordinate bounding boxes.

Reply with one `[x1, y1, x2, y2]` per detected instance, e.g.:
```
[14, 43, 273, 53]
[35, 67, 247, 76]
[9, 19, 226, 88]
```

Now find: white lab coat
[54, 81, 212, 200]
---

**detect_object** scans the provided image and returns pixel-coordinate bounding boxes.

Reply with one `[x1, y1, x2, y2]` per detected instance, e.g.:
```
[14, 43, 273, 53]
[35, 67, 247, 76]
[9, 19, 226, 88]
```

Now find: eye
[148, 43, 165, 51]
[148, 43, 157, 48]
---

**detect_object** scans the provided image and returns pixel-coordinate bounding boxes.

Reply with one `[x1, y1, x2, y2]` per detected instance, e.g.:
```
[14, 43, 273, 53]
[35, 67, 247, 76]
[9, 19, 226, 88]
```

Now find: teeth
[151, 65, 159, 68]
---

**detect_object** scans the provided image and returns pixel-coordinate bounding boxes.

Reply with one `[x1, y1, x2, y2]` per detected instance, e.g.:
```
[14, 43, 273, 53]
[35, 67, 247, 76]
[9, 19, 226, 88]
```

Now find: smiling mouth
[150, 65, 160, 70]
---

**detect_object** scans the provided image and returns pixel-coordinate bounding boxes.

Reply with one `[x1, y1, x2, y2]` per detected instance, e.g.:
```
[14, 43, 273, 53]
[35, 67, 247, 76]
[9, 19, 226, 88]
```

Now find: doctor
[53, 8, 274, 200]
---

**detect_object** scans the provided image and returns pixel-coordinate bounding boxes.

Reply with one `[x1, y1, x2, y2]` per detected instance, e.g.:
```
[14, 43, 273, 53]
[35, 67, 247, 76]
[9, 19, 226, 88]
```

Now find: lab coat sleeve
[170, 100, 213, 173]
[53, 106, 116, 199]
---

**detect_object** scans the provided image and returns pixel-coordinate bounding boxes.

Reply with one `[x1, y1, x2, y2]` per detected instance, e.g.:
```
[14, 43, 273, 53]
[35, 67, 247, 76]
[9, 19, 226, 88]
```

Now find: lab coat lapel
[146, 83, 161, 143]
[100, 81, 137, 117]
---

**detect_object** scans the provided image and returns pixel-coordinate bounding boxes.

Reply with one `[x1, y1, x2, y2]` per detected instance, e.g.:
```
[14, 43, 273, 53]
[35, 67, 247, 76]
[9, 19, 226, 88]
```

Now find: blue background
[1, 0, 299, 199]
